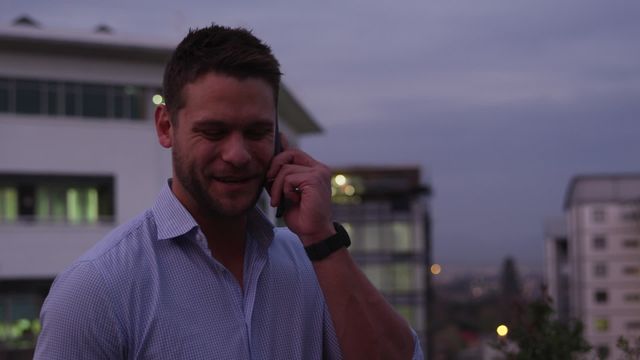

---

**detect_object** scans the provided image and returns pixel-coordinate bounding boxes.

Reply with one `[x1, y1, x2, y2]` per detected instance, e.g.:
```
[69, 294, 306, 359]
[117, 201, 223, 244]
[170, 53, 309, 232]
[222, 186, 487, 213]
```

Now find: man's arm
[268, 147, 419, 359]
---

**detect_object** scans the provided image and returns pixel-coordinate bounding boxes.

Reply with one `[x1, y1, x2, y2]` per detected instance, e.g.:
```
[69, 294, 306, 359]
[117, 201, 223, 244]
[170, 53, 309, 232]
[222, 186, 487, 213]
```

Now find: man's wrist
[304, 222, 351, 261]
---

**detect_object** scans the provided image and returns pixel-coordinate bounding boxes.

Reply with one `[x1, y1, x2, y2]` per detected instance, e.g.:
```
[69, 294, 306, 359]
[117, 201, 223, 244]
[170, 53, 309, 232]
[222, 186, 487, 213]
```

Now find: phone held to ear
[274, 132, 287, 218]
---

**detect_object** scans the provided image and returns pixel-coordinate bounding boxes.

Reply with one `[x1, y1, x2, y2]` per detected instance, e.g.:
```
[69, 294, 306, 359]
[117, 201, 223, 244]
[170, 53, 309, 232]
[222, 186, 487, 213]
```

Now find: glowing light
[430, 264, 442, 275]
[334, 174, 347, 186]
[152, 94, 164, 105]
[497, 324, 509, 337]
[344, 185, 356, 196]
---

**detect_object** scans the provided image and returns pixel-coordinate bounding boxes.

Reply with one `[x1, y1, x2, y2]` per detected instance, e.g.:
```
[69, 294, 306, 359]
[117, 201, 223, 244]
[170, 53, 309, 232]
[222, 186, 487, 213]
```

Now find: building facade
[547, 174, 640, 359]
[329, 166, 432, 354]
[0, 21, 321, 354]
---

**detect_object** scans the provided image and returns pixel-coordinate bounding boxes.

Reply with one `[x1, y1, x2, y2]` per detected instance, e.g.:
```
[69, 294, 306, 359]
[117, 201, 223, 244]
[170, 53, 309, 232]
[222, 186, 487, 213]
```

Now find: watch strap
[305, 222, 351, 261]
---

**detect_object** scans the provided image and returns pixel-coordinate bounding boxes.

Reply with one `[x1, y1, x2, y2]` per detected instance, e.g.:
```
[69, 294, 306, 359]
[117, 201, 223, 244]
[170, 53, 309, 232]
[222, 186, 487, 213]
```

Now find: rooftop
[564, 174, 640, 209]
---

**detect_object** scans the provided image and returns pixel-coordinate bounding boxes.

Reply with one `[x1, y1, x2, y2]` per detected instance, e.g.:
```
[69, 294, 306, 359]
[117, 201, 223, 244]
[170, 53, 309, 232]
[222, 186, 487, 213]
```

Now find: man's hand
[266, 137, 335, 245]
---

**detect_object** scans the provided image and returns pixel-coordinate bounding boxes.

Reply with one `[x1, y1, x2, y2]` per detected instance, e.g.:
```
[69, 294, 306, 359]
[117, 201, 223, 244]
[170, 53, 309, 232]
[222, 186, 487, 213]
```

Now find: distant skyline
[2, 0, 639, 273]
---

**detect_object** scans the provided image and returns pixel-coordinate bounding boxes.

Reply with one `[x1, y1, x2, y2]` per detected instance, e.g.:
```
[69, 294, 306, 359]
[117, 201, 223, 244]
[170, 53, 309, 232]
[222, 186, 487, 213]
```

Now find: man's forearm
[313, 248, 415, 359]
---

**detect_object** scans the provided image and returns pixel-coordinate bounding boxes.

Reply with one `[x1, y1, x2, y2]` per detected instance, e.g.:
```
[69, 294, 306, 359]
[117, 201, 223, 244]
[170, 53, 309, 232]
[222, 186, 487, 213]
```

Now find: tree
[492, 289, 591, 360]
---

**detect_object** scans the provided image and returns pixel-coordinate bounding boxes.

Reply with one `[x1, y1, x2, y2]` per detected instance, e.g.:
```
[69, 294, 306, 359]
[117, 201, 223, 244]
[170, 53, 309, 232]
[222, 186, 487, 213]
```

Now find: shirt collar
[151, 180, 275, 247]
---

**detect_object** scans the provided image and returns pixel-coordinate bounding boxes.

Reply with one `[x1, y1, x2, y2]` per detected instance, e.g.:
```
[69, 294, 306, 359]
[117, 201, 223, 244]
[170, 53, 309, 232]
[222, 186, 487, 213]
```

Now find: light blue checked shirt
[35, 183, 423, 359]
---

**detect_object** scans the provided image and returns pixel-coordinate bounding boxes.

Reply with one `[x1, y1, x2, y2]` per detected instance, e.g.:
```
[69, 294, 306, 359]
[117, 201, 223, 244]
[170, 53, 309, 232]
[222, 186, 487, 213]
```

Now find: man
[35, 25, 422, 359]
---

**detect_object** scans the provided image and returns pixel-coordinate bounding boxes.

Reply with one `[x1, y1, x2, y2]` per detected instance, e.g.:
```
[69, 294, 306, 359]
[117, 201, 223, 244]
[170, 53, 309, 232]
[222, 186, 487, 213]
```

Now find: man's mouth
[213, 176, 257, 184]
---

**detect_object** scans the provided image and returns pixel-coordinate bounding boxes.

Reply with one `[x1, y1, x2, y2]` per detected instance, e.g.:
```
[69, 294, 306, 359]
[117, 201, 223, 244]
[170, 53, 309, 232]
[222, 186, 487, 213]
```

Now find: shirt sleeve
[34, 261, 125, 359]
[322, 300, 343, 360]
[411, 329, 424, 360]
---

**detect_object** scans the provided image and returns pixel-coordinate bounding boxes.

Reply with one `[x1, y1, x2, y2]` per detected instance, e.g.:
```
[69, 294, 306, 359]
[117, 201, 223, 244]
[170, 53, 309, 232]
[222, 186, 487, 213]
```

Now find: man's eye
[245, 129, 271, 140]
[202, 131, 226, 140]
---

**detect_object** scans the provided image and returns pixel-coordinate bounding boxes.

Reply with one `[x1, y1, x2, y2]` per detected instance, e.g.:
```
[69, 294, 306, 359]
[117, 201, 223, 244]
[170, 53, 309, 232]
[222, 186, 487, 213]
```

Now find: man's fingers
[267, 149, 317, 180]
[269, 164, 314, 206]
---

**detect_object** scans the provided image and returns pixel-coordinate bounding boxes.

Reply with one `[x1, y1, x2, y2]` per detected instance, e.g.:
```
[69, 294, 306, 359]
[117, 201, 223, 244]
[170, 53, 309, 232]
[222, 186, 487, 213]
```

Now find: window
[361, 223, 382, 251]
[391, 263, 413, 292]
[621, 210, 640, 222]
[596, 345, 609, 359]
[0, 173, 114, 224]
[592, 208, 606, 223]
[594, 290, 608, 304]
[0, 187, 18, 222]
[622, 266, 640, 276]
[395, 305, 416, 328]
[624, 293, 640, 303]
[64, 82, 80, 116]
[594, 318, 609, 332]
[593, 236, 606, 250]
[15, 80, 41, 114]
[361, 264, 384, 290]
[0, 78, 10, 112]
[623, 239, 640, 249]
[82, 84, 108, 118]
[47, 81, 60, 115]
[594, 263, 607, 277]
[390, 221, 412, 252]
[0, 76, 152, 120]
[627, 321, 640, 330]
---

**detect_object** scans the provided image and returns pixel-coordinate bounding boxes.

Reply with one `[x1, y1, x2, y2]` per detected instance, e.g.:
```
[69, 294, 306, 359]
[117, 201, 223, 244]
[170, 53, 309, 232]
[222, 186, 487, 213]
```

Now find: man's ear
[155, 105, 173, 149]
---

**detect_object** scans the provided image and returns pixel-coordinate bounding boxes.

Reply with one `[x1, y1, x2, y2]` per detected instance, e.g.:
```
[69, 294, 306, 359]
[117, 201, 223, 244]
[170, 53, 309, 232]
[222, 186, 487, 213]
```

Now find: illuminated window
[0, 174, 114, 224]
[362, 264, 384, 290]
[395, 305, 416, 328]
[362, 223, 382, 251]
[392, 263, 413, 292]
[0, 187, 18, 222]
[594, 318, 609, 332]
[390, 221, 412, 252]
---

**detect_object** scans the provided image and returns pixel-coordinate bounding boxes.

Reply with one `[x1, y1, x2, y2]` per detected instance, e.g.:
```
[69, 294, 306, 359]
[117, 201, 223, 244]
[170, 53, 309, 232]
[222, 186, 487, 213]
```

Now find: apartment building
[548, 174, 640, 359]
[329, 166, 432, 354]
[0, 19, 321, 354]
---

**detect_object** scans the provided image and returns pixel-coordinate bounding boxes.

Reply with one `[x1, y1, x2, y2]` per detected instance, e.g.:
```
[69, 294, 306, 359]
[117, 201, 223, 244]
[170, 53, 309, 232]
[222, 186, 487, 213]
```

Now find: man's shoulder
[65, 209, 158, 282]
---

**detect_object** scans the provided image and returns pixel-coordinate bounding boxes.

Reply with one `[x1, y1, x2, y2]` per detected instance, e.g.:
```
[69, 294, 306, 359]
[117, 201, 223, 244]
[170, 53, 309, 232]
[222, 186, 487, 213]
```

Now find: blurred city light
[496, 324, 509, 337]
[344, 185, 355, 196]
[152, 94, 164, 105]
[430, 263, 442, 275]
[334, 174, 347, 186]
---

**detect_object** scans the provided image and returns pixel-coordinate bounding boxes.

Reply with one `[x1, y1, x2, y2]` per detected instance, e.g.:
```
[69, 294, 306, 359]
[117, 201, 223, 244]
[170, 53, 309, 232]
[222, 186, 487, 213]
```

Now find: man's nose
[221, 134, 251, 167]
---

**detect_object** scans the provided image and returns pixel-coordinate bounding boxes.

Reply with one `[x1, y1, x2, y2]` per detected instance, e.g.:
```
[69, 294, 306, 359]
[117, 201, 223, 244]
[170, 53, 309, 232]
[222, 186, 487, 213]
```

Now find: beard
[171, 142, 264, 218]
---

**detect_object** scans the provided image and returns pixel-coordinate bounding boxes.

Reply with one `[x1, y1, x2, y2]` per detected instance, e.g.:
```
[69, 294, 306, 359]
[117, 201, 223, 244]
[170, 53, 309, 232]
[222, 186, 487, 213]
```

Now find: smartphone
[274, 121, 287, 218]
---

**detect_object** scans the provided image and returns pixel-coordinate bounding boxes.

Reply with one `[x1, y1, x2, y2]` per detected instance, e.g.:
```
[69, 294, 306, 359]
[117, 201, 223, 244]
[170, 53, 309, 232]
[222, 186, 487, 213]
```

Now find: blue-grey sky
[3, 0, 639, 273]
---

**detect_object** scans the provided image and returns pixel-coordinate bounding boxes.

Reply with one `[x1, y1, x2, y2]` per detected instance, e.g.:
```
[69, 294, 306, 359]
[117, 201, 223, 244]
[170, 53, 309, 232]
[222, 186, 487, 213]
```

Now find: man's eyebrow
[192, 118, 275, 130]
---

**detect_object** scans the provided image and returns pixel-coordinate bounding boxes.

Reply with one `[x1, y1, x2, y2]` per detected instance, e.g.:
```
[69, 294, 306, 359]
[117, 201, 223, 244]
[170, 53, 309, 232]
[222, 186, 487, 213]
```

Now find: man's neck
[171, 181, 248, 287]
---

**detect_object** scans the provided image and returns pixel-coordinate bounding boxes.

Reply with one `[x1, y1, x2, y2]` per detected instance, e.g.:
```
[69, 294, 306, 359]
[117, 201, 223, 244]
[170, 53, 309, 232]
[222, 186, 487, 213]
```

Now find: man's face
[170, 72, 276, 218]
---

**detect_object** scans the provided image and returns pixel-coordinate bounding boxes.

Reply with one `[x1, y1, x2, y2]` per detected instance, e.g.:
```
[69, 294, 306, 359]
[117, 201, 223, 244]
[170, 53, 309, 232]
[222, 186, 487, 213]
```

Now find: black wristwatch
[305, 222, 351, 261]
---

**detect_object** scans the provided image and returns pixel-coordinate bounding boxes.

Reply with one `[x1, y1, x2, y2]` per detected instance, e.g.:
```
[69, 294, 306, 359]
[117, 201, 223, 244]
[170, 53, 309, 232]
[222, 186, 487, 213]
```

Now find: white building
[548, 174, 640, 359]
[329, 166, 432, 356]
[0, 19, 321, 354]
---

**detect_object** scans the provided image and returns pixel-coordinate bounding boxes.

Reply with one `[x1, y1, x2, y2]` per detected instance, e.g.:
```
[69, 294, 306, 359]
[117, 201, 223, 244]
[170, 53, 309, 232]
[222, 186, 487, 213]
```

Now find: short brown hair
[162, 24, 282, 122]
